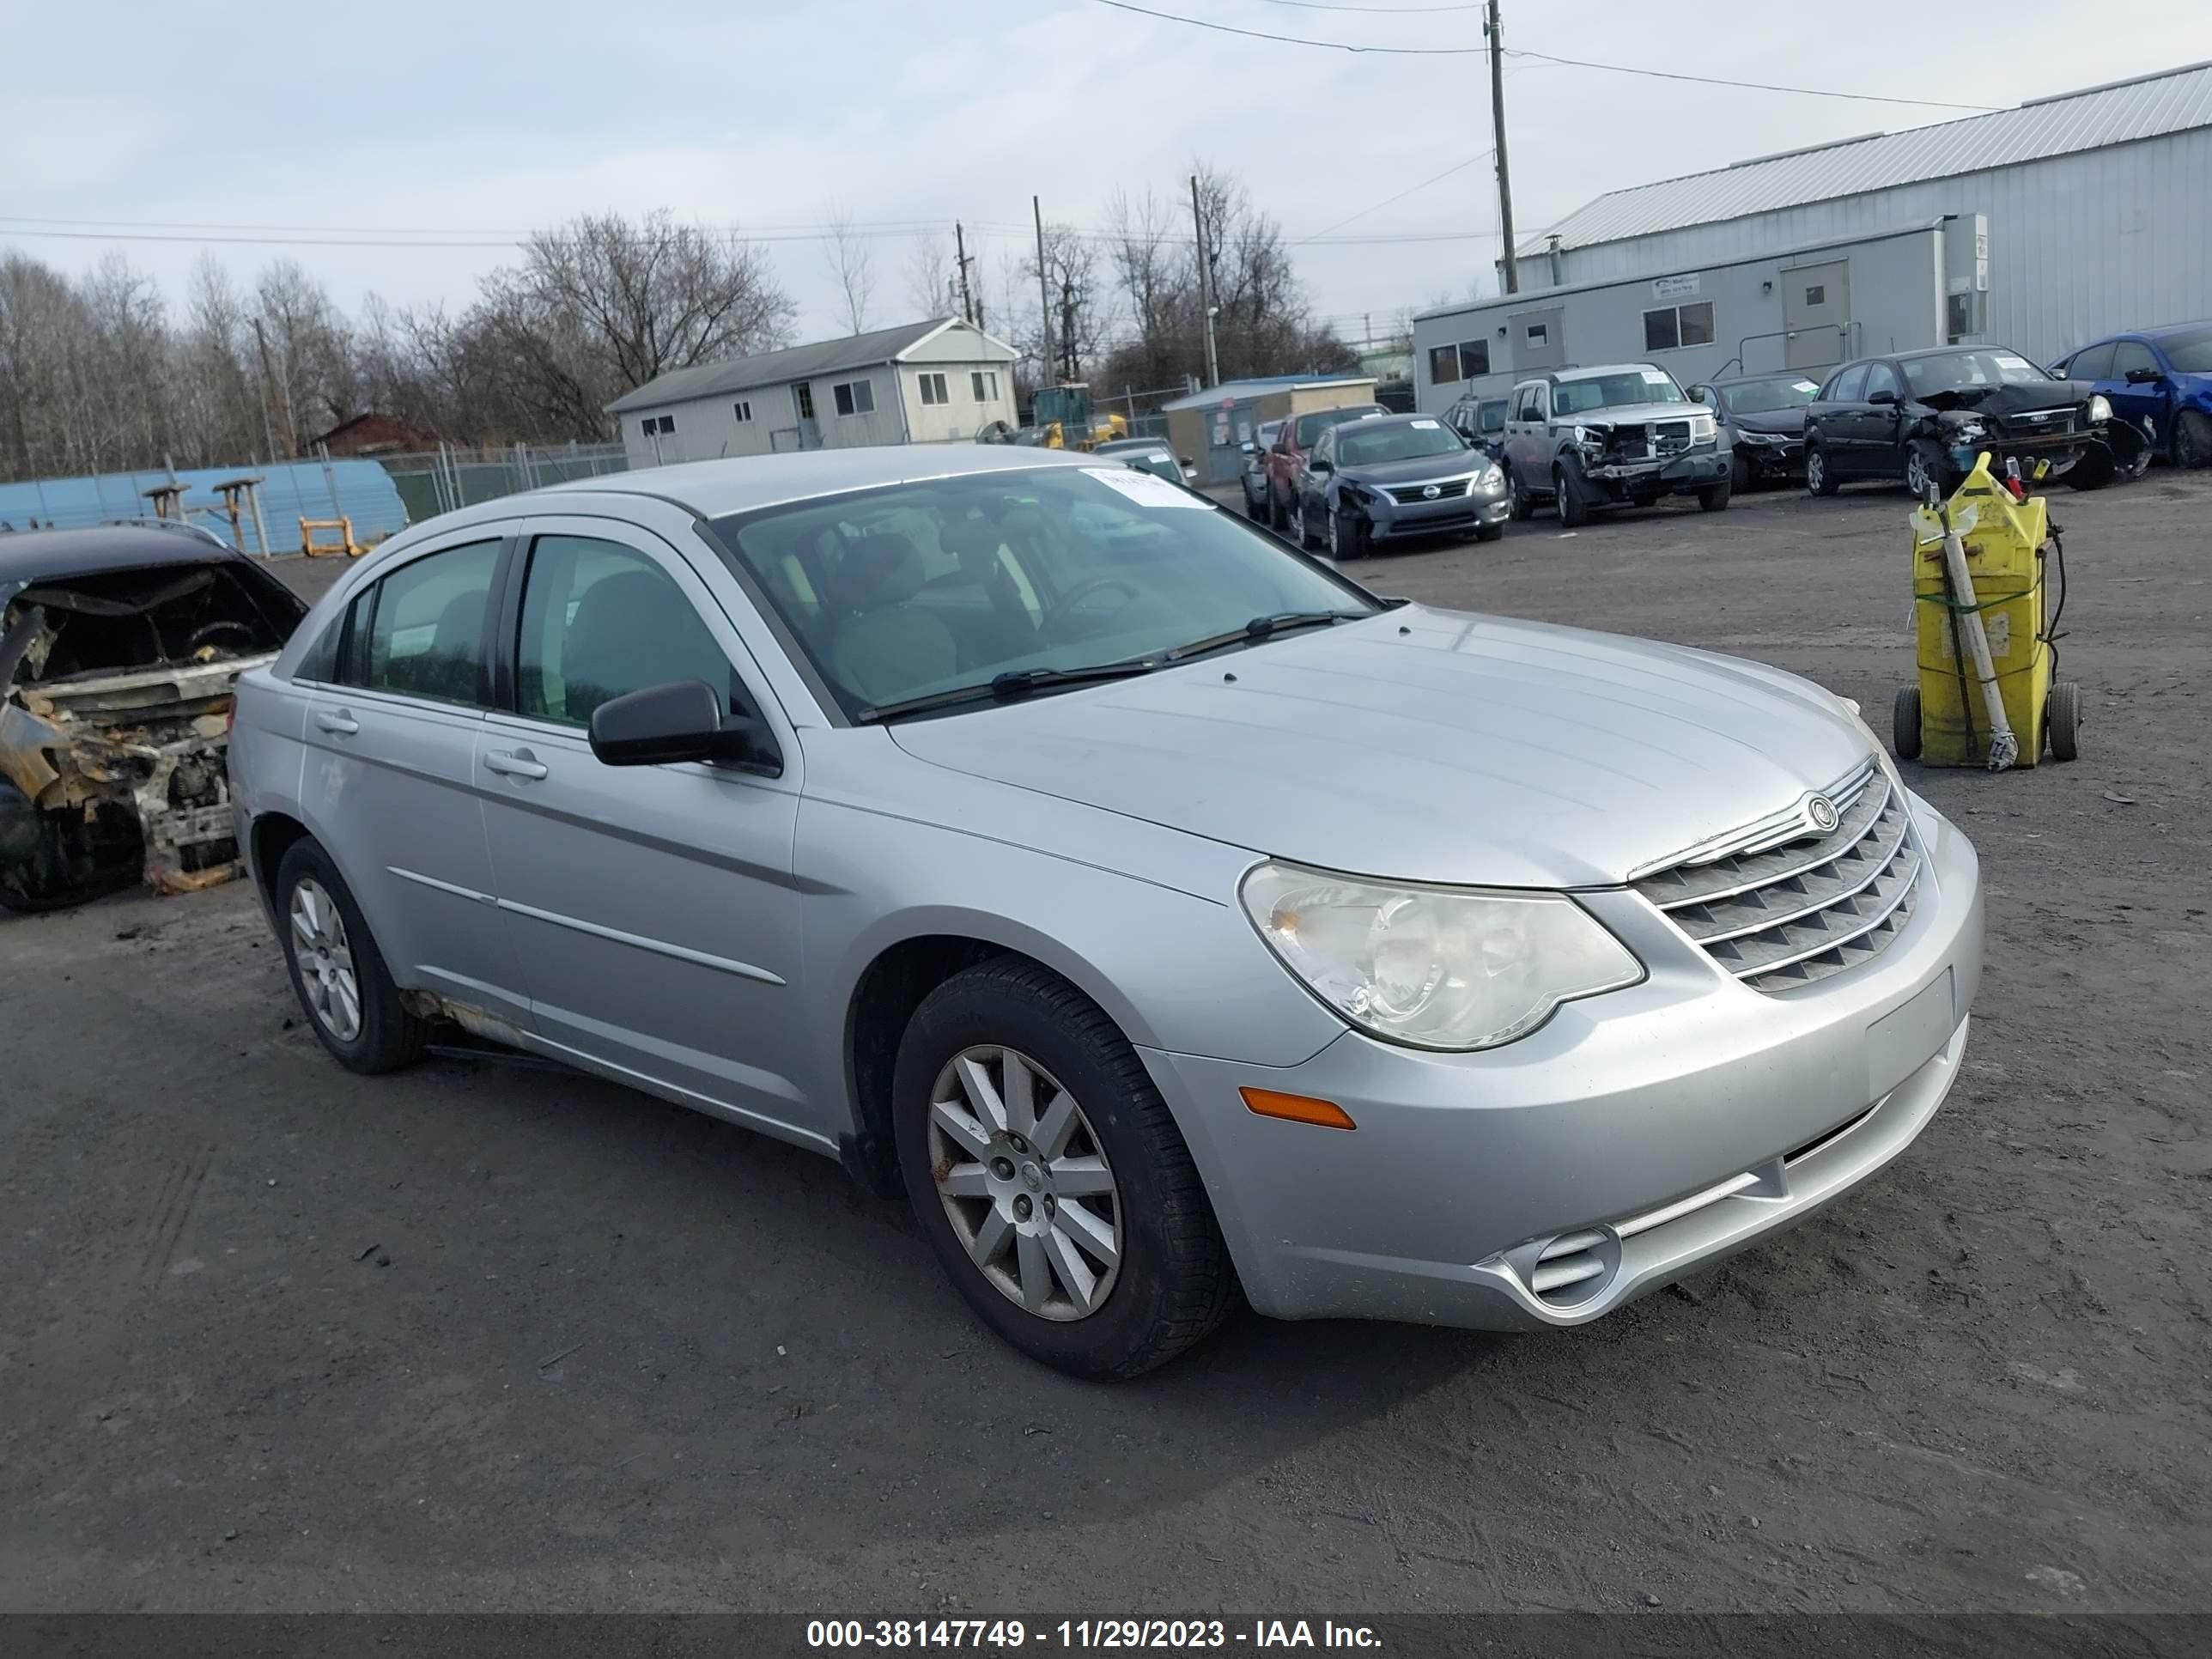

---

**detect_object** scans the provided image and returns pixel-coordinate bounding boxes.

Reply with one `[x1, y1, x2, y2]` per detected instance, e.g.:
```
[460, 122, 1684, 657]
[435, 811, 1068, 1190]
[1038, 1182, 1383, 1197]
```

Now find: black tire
[892, 957, 1236, 1379]
[1698, 475, 1732, 512]
[1553, 461, 1589, 528]
[274, 837, 428, 1074]
[2047, 680, 2081, 762]
[1904, 439, 1952, 502]
[1806, 443, 1839, 496]
[1244, 489, 1267, 522]
[1731, 453, 1753, 495]
[2175, 409, 2212, 470]
[2066, 447, 2113, 491]
[1474, 520, 1504, 543]
[1289, 495, 1316, 550]
[1507, 465, 1537, 521]
[1268, 486, 1287, 534]
[1893, 684, 1922, 761]
[1330, 507, 1370, 560]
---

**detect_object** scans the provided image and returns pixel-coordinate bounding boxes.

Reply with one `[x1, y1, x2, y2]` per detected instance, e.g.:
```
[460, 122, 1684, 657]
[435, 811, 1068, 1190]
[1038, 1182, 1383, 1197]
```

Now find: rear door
[1857, 360, 1908, 477]
[299, 527, 531, 1025]
[474, 513, 814, 1142]
[1819, 363, 1873, 474]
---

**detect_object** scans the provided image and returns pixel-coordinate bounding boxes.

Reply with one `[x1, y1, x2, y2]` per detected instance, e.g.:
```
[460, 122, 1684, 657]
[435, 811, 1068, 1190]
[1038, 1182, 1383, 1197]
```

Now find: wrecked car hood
[1569, 401, 1704, 428]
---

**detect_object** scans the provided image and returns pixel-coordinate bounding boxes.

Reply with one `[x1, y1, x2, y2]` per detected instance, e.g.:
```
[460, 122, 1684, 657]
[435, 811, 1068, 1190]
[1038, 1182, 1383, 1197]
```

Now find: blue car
[2051, 321, 2212, 469]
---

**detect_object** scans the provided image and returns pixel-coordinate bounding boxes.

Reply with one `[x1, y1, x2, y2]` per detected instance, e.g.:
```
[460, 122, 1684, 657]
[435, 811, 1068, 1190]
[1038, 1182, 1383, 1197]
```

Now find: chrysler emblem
[1421, 483, 1441, 499]
[1807, 794, 1840, 832]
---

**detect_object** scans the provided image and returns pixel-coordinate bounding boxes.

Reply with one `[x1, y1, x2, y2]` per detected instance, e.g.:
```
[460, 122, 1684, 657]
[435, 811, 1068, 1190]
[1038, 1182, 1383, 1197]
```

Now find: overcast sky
[6, 0, 2209, 355]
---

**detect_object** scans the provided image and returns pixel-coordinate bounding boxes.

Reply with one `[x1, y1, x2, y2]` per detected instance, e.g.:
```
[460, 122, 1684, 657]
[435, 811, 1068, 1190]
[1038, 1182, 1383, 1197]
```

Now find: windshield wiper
[858, 659, 1160, 723]
[1165, 610, 1368, 663]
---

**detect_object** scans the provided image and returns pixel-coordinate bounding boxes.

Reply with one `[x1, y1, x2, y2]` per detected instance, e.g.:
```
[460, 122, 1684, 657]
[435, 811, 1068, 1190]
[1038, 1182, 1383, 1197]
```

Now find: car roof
[1550, 362, 1665, 382]
[1714, 370, 1814, 385]
[2144, 319, 2212, 341]
[1093, 438, 1170, 452]
[535, 442, 1097, 520]
[1329, 412, 1441, 431]
[0, 520, 243, 586]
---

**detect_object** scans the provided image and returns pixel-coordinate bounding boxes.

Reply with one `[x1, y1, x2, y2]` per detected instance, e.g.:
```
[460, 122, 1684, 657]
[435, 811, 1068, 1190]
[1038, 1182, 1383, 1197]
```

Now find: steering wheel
[1044, 574, 1143, 638]
[189, 619, 260, 653]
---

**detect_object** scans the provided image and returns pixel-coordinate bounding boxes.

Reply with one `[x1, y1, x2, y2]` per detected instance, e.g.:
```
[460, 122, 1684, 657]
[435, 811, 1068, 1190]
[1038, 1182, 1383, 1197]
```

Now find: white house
[606, 317, 1019, 466]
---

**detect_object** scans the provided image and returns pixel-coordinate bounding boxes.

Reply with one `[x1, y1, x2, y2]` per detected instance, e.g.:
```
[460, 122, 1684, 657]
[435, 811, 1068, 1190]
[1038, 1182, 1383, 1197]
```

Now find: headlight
[1689, 412, 1717, 441]
[1479, 463, 1504, 490]
[2087, 394, 2112, 424]
[1239, 862, 1644, 1051]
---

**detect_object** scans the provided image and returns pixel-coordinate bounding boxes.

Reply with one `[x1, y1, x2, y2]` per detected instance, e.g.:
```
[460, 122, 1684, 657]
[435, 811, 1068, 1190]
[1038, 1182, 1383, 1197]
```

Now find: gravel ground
[3, 470, 2206, 1616]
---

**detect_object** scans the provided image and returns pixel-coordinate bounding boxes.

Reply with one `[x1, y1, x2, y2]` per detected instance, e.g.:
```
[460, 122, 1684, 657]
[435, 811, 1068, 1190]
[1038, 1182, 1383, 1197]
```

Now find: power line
[0, 212, 952, 237]
[1082, 0, 2003, 108]
[1255, 0, 1480, 10]
[1297, 151, 1490, 242]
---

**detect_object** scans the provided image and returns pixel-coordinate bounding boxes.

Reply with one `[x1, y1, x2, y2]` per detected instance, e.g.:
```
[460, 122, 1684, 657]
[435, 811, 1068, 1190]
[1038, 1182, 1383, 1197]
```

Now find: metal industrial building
[608, 317, 1018, 465]
[1159, 374, 1379, 484]
[1416, 61, 2212, 410]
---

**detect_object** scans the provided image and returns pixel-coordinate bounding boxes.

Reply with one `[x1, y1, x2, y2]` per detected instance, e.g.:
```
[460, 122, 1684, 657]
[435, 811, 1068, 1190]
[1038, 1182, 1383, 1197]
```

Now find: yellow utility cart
[1894, 452, 2080, 769]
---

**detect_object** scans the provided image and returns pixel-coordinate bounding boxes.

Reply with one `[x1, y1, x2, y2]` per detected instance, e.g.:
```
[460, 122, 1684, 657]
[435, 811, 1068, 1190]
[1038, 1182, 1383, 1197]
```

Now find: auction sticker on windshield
[1412, 419, 1441, 428]
[1641, 369, 1671, 385]
[1081, 466, 1210, 508]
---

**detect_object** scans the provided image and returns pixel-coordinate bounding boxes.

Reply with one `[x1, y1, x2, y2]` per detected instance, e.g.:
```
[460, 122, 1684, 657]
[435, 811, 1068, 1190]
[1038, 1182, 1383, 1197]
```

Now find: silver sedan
[228, 446, 1982, 1377]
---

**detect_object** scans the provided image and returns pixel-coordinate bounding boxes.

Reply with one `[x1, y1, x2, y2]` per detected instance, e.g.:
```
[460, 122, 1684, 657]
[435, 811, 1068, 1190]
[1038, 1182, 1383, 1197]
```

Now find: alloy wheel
[1807, 451, 1826, 494]
[926, 1045, 1122, 1321]
[289, 878, 362, 1042]
[1905, 449, 1931, 498]
[1289, 501, 1306, 545]
[1326, 508, 1340, 556]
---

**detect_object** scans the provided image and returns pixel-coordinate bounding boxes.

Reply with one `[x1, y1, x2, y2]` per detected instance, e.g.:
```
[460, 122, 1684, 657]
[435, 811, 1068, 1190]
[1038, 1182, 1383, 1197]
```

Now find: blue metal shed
[0, 459, 408, 555]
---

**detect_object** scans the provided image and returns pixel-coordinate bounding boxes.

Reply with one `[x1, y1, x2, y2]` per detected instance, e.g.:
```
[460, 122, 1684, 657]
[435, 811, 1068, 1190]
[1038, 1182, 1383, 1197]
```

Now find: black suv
[1802, 346, 2150, 498]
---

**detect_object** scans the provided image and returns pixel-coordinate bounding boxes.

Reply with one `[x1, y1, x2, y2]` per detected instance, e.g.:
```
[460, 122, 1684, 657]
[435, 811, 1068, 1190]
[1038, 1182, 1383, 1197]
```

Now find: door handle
[483, 749, 550, 781]
[314, 709, 360, 736]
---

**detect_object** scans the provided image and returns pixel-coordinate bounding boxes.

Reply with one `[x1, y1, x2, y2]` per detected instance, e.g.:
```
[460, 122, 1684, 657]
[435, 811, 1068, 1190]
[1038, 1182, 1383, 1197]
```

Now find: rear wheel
[893, 958, 1236, 1378]
[1553, 462, 1589, 528]
[274, 838, 428, 1074]
[2047, 680, 2081, 761]
[1806, 444, 1839, 497]
[1893, 685, 1922, 761]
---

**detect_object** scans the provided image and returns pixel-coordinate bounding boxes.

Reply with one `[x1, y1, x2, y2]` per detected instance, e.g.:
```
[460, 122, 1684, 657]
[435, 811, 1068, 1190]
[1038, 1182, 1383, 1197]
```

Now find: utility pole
[1190, 173, 1220, 387]
[252, 316, 297, 458]
[1486, 0, 1520, 293]
[954, 222, 975, 325]
[1033, 195, 1054, 389]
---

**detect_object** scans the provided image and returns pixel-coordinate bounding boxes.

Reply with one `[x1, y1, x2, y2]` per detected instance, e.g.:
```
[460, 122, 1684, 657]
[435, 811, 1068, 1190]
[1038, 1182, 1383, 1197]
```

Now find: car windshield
[1552, 372, 1686, 416]
[1122, 451, 1182, 483]
[711, 465, 1375, 718]
[2157, 325, 2212, 373]
[1475, 400, 1506, 433]
[1335, 421, 1468, 465]
[1294, 406, 1384, 447]
[1717, 376, 1820, 414]
[1899, 349, 2053, 396]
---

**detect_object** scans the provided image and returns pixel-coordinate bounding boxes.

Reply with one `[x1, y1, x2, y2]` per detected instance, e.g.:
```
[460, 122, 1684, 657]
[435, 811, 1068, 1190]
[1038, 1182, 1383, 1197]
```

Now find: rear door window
[343, 538, 502, 706]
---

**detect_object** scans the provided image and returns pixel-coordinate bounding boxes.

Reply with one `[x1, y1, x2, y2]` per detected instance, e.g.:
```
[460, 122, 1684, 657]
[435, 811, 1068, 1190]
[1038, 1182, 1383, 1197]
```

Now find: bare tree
[903, 231, 953, 321]
[823, 208, 875, 335]
[1104, 188, 1182, 390]
[1024, 222, 1110, 384]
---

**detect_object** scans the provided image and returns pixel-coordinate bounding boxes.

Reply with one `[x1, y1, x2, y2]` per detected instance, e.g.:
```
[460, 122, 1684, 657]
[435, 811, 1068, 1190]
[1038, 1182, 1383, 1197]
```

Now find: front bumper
[1575, 447, 1729, 503]
[1141, 790, 1983, 1329]
[1735, 438, 1803, 477]
[1354, 486, 1513, 543]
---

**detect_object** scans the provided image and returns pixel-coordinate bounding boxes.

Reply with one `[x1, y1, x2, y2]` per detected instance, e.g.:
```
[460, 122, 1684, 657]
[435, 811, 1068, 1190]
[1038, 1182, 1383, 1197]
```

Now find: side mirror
[1869, 388, 1898, 406]
[1308, 458, 1333, 474]
[1688, 386, 1711, 404]
[2124, 366, 2163, 385]
[589, 678, 775, 772]
[1239, 441, 1255, 454]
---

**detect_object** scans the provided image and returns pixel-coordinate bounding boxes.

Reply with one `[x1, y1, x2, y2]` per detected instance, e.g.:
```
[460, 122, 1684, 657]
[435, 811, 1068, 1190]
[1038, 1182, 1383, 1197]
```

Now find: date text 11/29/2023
[805, 1620, 1384, 1650]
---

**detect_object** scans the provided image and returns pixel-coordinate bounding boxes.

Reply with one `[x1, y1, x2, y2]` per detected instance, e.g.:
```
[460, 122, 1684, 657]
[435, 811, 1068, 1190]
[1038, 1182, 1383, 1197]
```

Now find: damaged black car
[0, 522, 307, 912]
[1802, 345, 2152, 499]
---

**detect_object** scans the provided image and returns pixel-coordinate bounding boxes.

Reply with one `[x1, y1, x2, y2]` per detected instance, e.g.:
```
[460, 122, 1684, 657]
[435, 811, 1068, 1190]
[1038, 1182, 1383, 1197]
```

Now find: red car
[1264, 404, 1389, 532]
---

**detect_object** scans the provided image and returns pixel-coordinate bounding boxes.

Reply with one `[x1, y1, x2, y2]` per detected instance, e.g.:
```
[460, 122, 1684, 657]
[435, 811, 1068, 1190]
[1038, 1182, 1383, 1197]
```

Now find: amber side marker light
[1240, 1087, 1357, 1131]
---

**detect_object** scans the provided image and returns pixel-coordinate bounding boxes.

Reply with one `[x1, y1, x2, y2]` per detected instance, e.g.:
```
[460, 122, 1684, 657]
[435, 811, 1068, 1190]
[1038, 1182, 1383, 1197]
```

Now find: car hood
[1572, 402, 1702, 428]
[1336, 451, 1490, 487]
[886, 608, 1872, 889]
[1731, 408, 1808, 436]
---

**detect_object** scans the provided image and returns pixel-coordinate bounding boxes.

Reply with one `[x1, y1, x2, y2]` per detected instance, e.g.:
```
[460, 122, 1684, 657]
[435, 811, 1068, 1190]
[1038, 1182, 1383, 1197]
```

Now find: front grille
[1652, 420, 1692, 457]
[1603, 427, 1650, 463]
[1632, 757, 1922, 993]
[1385, 477, 1472, 505]
[2004, 408, 2075, 436]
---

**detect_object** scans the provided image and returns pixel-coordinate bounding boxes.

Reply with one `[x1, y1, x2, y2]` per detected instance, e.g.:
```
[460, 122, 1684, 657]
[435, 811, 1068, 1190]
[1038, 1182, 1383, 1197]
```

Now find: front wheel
[1553, 462, 1589, 528]
[1697, 475, 1732, 512]
[2175, 409, 2212, 469]
[1893, 684, 1922, 761]
[892, 958, 1236, 1378]
[1474, 520, 1504, 543]
[2047, 680, 2081, 761]
[1806, 444, 1839, 496]
[275, 837, 428, 1074]
[1328, 507, 1369, 560]
[1244, 488, 1267, 522]
[1903, 440, 1952, 502]
[1731, 453, 1753, 495]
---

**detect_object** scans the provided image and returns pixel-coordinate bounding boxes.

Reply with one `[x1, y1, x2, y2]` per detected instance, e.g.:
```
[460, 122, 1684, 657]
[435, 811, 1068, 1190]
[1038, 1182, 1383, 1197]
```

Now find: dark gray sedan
[1289, 414, 1510, 556]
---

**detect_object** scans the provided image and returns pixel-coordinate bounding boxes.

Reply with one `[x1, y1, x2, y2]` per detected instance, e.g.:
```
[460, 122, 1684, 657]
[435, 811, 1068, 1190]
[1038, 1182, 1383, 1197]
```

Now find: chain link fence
[376, 441, 631, 525]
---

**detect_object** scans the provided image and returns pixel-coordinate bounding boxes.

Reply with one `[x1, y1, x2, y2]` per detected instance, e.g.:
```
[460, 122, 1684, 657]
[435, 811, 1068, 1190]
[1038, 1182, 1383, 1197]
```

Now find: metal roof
[0, 458, 410, 552]
[1157, 374, 1373, 412]
[606, 318, 1011, 414]
[1524, 60, 2212, 255]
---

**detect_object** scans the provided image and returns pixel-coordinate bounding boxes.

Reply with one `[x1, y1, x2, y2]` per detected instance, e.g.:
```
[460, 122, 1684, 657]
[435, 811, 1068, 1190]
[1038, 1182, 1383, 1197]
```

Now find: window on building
[732, 399, 753, 423]
[641, 414, 675, 437]
[1429, 344, 1462, 385]
[970, 369, 1000, 401]
[1459, 338, 1490, 377]
[919, 372, 949, 406]
[1642, 301, 1714, 352]
[833, 379, 876, 417]
[795, 384, 815, 420]
[1804, 283, 1826, 307]
[1525, 323, 1548, 346]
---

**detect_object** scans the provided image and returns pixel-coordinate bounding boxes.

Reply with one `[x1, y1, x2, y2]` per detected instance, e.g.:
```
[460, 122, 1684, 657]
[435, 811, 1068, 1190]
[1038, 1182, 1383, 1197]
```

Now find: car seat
[827, 532, 959, 708]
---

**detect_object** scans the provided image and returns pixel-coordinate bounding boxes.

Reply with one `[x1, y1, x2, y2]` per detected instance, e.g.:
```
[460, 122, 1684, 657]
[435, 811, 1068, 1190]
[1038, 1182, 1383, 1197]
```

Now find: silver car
[229, 446, 1982, 1377]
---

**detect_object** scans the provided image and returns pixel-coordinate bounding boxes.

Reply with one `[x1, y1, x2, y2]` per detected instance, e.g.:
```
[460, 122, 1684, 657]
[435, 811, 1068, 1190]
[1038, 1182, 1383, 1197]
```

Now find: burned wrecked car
[0, 523, 307, 911]
[1802, 346, 2152, 499]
